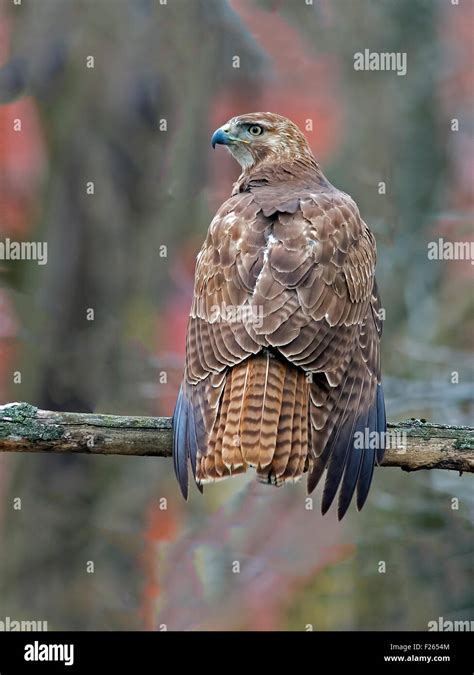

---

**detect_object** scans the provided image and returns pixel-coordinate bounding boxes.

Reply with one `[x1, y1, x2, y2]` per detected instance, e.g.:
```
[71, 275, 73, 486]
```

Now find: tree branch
[0, 402, 472, 473]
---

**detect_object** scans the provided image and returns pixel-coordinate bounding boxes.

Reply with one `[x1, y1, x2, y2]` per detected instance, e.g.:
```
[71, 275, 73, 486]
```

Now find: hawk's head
[211, 112, 314, 170]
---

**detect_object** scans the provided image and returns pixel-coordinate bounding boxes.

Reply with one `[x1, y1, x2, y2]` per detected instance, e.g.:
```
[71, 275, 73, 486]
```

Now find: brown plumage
[173, 112, 386, 519]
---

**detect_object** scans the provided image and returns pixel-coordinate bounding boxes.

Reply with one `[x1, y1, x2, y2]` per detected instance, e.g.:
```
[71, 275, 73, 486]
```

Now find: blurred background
[0, 0, 472, 631]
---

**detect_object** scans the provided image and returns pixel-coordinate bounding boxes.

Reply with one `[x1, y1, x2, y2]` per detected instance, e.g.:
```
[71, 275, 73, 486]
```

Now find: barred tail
[197, 352, 310, 486]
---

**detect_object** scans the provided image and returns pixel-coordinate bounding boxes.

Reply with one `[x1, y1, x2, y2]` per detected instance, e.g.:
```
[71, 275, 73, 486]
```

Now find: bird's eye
[248, 125, 264, 136]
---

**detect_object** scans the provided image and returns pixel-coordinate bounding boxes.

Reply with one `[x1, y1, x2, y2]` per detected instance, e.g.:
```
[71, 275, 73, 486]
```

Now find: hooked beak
[211, 125, 250, 149]
[211, 128, 230, 148]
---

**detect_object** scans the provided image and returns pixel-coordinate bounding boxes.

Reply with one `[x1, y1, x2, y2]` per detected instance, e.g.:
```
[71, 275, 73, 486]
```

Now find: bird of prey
[173, 112, 386, 519]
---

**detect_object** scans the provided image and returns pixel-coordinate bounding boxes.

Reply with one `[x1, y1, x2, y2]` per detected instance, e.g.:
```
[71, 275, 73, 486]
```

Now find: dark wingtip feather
[375, 384, 387, 465]
[337, 450, 362, 520]
[321, 505, 330, 517]
[321, 415, 357, 516]
[355, 401, 377, 512]
[307, 454, 327, 494]
[172, 386, 189, 500]
[186, 393, 198, 481]
[355, 457, 374, 512]
[337, 409, 370, 520]
[186, 395, 204, 495]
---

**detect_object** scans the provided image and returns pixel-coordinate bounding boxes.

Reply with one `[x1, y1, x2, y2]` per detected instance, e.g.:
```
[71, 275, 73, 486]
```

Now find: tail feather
[255, 355, 285, 471]
[281, 371, 304, 480]
[222, 360, 249, 470]
[298, 383, 309, 476]
[272, 367, 298, 478]
[198, 353, 310, 486]
[240, 357, 267, 464]
[202, 378, 229, 479]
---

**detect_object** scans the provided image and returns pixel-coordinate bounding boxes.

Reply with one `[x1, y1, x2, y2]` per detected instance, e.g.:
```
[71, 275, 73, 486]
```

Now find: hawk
[173, 112, 386, 519]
